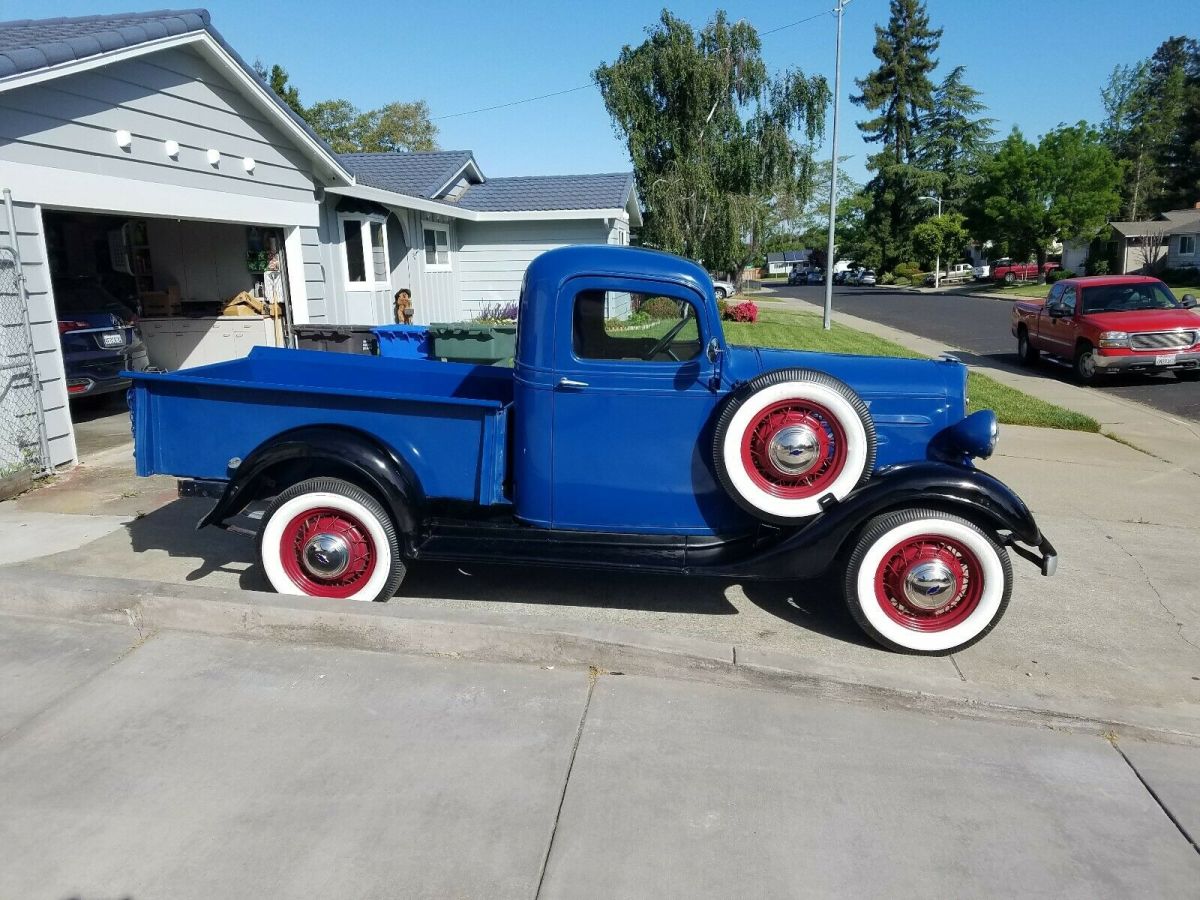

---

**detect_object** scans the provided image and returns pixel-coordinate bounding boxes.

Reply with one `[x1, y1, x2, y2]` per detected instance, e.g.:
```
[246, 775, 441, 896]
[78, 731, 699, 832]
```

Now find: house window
[1181, 235, 1196, 256]
[423, 222, 450, 271]
[339, 215, 390, 289]
[343, 219, 366, 283]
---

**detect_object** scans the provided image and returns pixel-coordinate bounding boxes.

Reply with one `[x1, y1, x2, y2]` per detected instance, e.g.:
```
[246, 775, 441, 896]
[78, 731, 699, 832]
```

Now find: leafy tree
[253, 60, 306, 119]
[970, 125, 1121, 280]
[594, 10, 828, 278]
[1150, 36, 1200, 211]
[306, 99, 438, 153]
[912, 211, 968, 270]
[852, 0, 943, 269]
[915, 66, 995, 208]
[254, 60, 438, 154]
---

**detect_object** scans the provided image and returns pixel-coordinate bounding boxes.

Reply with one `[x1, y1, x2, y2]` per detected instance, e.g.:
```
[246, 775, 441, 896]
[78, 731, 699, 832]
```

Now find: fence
[0, 244, 51, 488]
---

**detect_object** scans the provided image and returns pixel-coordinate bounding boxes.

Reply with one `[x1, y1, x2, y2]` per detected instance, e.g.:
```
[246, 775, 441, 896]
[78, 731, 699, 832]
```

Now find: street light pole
[920, 194, 942, 289]
[822, 0, 852, 330]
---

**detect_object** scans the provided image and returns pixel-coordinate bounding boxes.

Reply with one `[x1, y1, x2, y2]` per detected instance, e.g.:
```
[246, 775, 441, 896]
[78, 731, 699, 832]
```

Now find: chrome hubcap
[301, 533, 351, 579]
[902, 560, 956, 610]
[767, 425, 820, 475]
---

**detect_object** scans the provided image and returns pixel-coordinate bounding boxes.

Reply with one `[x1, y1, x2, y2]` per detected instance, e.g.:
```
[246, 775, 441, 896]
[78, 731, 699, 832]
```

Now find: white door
[339, 216, 391, 324]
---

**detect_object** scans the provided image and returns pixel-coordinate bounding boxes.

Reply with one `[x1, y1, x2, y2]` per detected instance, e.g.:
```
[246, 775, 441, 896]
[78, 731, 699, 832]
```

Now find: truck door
[547, 277, 738, 534]
[1043, 284, 1078, 355]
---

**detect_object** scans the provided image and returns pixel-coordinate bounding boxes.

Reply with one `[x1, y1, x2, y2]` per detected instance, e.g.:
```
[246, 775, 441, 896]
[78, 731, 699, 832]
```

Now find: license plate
[1155, 354, 1177, 366]
[100, 332, 124, 348]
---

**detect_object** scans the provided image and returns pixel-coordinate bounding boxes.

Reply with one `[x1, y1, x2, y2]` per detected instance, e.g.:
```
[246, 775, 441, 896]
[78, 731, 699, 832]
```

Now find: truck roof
[1059, 275, 1166, 288]
[525, 245, 712, 298]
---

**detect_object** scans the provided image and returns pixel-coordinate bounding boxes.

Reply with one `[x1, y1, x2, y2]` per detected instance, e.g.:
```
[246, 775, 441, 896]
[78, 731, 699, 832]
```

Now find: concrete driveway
[776, 283, 1200, 422]
[7, 422, 1200, 735]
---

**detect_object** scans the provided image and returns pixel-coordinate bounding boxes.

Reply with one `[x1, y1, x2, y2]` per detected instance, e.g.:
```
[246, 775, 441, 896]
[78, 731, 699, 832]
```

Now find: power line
[431, 7, 835, 122]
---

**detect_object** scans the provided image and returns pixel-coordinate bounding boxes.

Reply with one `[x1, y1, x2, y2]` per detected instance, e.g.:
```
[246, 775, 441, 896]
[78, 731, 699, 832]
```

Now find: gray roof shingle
[0, 9, 346, 176]
[339, 151, 477, 200]
[456, 172, 634, 212]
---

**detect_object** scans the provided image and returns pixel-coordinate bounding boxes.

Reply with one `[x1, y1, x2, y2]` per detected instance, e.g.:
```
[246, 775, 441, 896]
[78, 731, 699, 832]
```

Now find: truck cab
[129, 245, 1056, 655]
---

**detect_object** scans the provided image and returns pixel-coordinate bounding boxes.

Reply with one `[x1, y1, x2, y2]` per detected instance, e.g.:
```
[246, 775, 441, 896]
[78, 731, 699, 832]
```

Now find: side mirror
[1183, 294, 1197, 309]
[706, 336, 722, 364]
[1046, 304, 1063, 318]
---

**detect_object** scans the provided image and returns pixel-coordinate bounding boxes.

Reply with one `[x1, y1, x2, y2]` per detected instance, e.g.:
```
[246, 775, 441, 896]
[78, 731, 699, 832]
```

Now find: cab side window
[573, 290, 701, 362]
[1047, 283, 1065, 305]
[1060, 286, 1077, 315]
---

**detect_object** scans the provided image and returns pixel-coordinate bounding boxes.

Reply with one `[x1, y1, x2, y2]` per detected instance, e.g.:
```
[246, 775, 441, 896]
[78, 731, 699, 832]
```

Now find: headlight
[1098, 331, 1129, 348]
[930, 410, 999, 464]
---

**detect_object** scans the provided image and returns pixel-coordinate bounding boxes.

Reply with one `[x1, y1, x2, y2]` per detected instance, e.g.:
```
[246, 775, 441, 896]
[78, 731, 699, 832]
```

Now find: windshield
[1081, 282, 1181, 314]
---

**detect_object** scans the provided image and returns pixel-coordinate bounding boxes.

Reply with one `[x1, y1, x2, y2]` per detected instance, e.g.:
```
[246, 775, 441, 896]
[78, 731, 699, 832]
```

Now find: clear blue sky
[6, 0, 1198, 185]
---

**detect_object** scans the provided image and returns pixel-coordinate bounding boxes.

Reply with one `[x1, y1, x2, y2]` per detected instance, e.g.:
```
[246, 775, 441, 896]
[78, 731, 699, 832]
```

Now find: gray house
[1062, 205, 1200, 275]
[0, 9, 640, 471]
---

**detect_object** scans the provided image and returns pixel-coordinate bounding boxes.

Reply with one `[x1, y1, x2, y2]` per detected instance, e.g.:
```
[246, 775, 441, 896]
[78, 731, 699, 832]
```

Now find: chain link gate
[0, 243, 52, 486]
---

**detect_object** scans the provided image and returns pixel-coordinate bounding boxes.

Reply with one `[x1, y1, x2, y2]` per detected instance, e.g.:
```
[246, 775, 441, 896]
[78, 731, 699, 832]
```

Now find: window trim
[1179, 234, 1196, 256]
[338, 213, 390, 291]
[422, 220, 452, 272]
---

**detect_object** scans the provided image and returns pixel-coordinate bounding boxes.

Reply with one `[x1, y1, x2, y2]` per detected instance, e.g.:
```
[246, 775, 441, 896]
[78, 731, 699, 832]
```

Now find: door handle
[557, 377, 588, 389]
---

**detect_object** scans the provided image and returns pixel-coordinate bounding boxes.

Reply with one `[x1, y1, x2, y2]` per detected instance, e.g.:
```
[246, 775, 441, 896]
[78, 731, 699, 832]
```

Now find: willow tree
[594, 10, 828, 277]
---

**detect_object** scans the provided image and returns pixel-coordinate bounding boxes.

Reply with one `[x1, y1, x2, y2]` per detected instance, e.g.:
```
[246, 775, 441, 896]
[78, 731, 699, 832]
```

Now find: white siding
[298, 225, 327, 322]
[1167, 232, 1199, 269]
[0, 203, 73, 467]
[457, 219, 609, 319]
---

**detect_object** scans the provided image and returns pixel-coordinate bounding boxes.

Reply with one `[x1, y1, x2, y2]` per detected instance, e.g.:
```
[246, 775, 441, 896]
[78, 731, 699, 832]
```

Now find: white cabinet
[140, 316, 277, 371]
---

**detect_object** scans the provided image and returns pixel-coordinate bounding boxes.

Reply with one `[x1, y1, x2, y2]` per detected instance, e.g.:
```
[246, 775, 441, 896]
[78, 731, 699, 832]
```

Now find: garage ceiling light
[207, 149, 220, 166]
[164, 139, 180, 159]
[115, 129, 132, 149]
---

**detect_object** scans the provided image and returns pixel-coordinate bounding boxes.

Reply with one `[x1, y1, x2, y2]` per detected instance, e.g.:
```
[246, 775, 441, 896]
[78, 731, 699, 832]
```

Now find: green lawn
[722, 308, 1100, 433]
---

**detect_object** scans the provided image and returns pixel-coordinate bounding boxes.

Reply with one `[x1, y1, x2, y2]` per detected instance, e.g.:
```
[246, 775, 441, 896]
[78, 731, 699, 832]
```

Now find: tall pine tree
[852, 0, 943, 268]
[916, 66, 995, 209]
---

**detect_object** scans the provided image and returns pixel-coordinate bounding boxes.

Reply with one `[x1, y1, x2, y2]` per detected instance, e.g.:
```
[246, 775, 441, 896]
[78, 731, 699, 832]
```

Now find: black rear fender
[713, 462, 1049, 580]
[198, 426, 423, 535]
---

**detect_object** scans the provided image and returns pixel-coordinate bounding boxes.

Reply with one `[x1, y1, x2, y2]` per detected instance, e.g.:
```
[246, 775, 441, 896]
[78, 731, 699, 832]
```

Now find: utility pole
[920, 194, 942, 288]
[822, 0, 852, 330]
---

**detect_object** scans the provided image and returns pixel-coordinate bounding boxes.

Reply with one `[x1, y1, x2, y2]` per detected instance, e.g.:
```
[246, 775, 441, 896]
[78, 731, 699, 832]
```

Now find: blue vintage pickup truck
[128, 245, 1056, 654]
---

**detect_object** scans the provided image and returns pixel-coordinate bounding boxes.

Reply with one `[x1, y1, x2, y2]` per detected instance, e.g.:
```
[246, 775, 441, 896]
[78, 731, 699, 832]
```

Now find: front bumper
[1093, 350, 1200, 373]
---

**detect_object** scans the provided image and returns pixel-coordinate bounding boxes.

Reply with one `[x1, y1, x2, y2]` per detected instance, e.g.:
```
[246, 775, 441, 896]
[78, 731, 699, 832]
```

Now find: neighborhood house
[0, 9, 641, 472]
[1062, 205, 1200, 276]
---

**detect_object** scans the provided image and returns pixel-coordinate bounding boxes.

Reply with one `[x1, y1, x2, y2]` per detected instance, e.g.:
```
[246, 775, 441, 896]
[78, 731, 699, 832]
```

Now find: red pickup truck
[992, 258, 1060, 284]
[1011, 275, 1200, 383]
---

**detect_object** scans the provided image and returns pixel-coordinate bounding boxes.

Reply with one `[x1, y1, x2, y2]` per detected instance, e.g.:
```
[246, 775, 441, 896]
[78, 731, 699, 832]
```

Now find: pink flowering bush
[726, 301, 758, 323]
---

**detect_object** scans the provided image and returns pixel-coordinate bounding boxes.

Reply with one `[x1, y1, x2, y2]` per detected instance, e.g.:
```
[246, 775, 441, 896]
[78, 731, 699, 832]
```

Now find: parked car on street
[859, 270, 877, 286]
[833, 270, 848, 285]
[992, 258, 1060, 284]
[924, 263, 974, 286]
[787, 266, 807, 286]
[129, 245, 1056, 654]
[710, 277, 735, 300]
[53, 276, 147, 399]
[1012, 275, 1200, 384]
[845, 269, 863, 286]
[806, 268, 824, 285]
[973, 263, 991, 281]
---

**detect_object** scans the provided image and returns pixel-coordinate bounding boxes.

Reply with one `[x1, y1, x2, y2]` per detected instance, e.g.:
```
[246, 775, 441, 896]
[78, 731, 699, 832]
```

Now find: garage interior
[43, 209, 295, 458]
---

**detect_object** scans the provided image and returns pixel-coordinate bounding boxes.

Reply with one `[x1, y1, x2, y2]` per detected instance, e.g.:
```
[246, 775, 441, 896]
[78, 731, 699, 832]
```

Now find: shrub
[639, 296, 680, 319]
[1162, 266, 1200, 286]
[879, 272, 896, 285]
[893, 275, 911, 286]
[1046, 269, 1076, 283]
[894, 261, 922, 281]
[727, 301, 758, 323]
[1086, 258, 1110, 276]
[716, 298, 729, 319]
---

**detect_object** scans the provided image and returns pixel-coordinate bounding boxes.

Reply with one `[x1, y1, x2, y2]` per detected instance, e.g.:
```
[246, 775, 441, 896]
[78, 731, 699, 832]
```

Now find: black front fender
[197, 426, 423, 534]
[708, 462, 1054, 580]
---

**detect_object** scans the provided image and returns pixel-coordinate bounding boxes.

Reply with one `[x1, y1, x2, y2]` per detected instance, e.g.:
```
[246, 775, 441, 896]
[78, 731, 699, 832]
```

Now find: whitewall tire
[258, 477, 405, 602]
[844, 509, 1012, 654]
[713, 369, 876, 523]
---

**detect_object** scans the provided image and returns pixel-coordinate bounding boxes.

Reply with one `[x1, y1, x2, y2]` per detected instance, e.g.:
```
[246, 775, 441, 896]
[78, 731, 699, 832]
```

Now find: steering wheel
[642, 314, 692, 361]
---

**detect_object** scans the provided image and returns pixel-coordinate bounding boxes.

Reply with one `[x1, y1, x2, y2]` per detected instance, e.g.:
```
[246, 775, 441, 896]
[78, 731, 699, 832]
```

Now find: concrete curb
[4, 569, 1198, 745]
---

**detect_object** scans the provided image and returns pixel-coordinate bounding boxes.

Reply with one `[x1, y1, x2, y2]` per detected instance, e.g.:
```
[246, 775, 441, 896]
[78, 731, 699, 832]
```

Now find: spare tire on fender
[713, 369, 877, 523]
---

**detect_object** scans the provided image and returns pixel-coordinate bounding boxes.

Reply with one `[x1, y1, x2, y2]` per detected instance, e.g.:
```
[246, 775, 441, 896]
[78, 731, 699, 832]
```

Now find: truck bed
[129, 347, 513, 505]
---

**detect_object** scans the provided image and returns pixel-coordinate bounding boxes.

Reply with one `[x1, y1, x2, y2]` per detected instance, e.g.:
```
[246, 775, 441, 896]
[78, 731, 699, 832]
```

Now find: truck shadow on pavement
[125, 499, 873, 649]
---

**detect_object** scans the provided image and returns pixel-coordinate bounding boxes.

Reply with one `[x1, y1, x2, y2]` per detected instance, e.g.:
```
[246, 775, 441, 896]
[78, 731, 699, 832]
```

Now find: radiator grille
[1130, 330, 1196, 351]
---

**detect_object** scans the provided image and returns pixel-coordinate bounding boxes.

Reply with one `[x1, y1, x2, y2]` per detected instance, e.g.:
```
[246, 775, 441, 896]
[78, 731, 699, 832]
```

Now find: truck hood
[724, 344, 967, 410]
[1082, 308, 1200, 333]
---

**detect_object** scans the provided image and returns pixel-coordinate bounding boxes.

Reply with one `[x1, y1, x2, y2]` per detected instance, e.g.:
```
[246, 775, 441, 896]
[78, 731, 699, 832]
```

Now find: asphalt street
[774, 284, 1200, 422]
[2, 615, 1198, 898]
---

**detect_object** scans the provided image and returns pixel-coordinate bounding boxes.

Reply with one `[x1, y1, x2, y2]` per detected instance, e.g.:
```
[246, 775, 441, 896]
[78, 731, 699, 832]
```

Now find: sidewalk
[2, 614, 1197, 898]
[782, 294, 1200, 476]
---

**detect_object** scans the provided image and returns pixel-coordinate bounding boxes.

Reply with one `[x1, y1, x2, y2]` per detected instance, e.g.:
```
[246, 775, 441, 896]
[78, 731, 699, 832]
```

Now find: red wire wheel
[278, 506, 378, 599]
[739, 399, 847, 499]
[873, 534, 984, 633]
